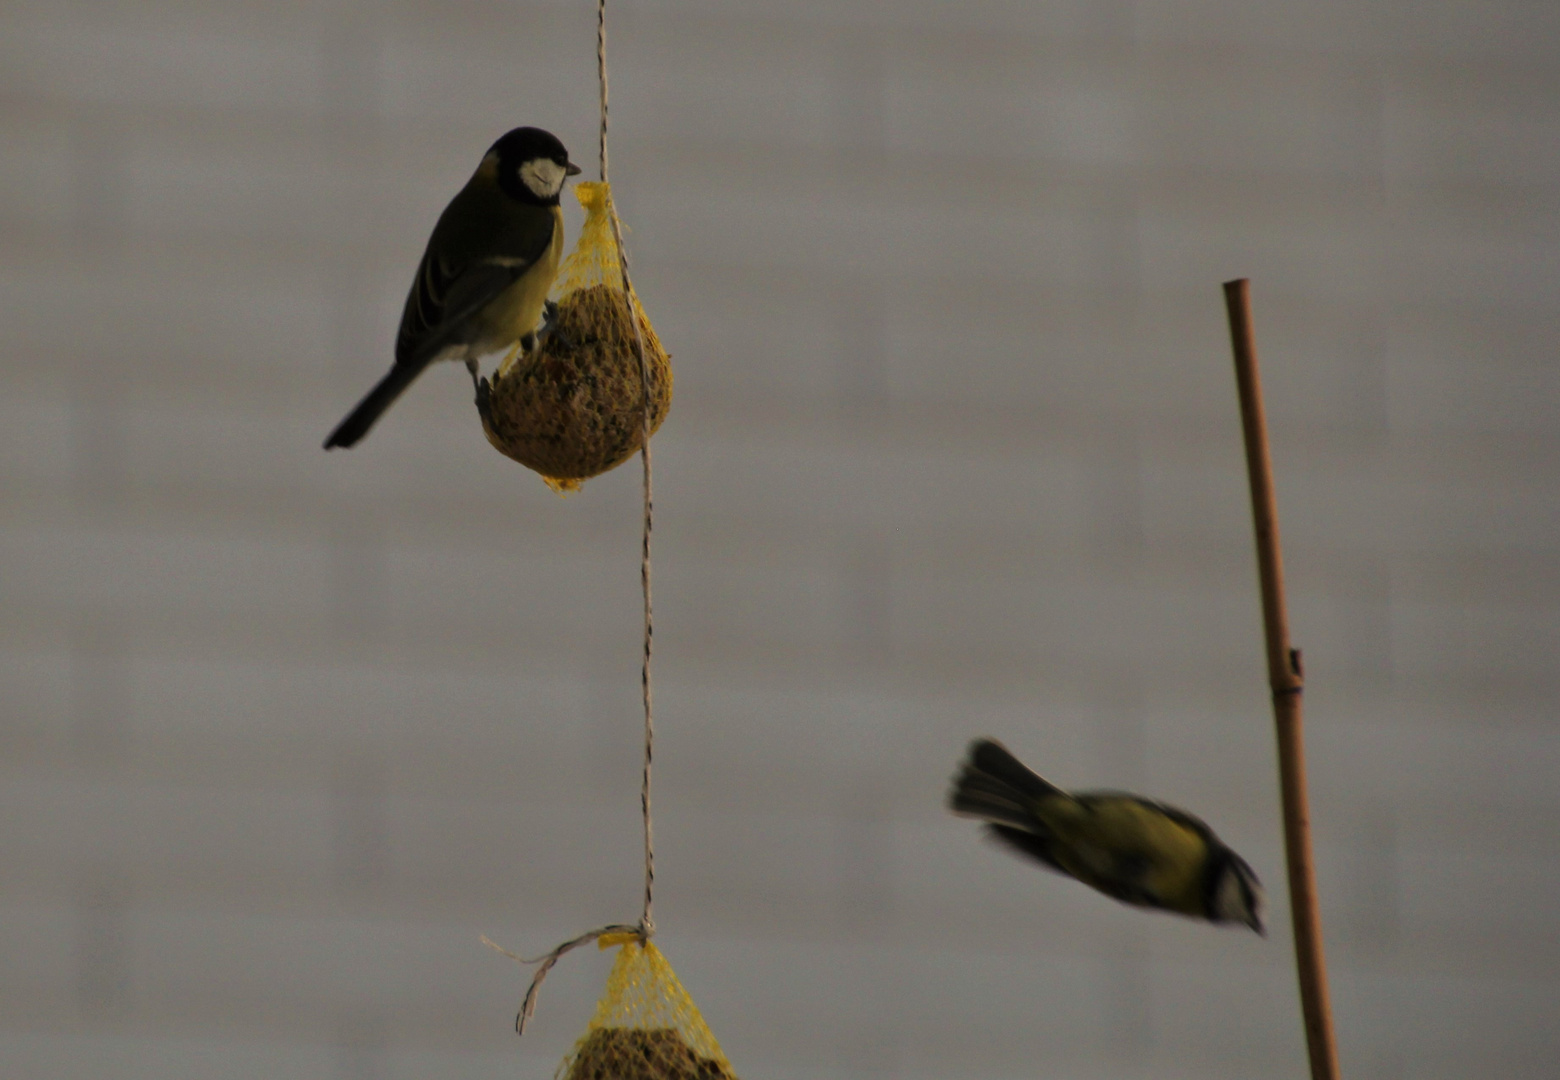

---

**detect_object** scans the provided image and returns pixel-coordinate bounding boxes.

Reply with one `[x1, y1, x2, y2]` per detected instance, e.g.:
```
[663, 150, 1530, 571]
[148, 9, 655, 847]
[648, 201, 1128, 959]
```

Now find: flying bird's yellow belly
[1041, 796, 1210, 916]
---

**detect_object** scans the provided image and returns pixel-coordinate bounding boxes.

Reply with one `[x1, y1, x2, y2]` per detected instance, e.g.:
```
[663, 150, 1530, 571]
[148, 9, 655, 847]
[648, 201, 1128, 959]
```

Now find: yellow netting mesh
[557, 935, 737, 1080]
[478, 181, 673, 494]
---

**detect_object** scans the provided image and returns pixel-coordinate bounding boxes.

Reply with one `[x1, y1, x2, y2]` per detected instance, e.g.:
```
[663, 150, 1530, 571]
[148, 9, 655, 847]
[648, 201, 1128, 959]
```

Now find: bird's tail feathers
[984, 822, 1064, 871]
[949, 769, 1035, 829]
[947, 738, 1063, 829]
[324, 362, 423, 449]
[969, 738, 1063, 799]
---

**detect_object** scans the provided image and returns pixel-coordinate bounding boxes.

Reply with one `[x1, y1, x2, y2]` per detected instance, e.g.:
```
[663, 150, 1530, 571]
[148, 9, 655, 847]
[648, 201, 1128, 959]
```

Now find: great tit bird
[324, 127, 582, 449]
[948, 738, 1265, 933]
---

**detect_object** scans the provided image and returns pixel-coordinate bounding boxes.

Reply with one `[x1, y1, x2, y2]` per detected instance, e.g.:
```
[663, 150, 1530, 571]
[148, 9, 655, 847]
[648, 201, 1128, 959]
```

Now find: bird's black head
[488, 127, 581, 206]
[1209, 847, 1266, 935]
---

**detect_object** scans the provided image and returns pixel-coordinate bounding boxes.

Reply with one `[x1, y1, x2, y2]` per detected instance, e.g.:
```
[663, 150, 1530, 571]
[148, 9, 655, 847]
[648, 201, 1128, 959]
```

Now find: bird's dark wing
[985, 823, 1065, 873]
[396, 249, 461, 365]
[991, 820, 1164, 908]
[1086, 851, 1160, 908]
[323, 261, 535, 449]
[394, 218, 557, 368]
[395, 257, 514, 367]
[325, 258, 544, 449]
[402, 261, 533, 366]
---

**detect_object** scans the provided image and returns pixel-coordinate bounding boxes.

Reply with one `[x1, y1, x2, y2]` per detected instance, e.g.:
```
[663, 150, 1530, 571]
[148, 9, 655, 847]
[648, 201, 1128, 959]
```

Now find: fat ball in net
[556, 935, 737, 1080]
[478, 182, 672, 493]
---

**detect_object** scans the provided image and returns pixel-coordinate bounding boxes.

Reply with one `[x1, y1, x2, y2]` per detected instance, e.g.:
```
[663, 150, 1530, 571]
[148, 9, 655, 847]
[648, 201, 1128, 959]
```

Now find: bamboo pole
[1223, 279, 1340, 1080]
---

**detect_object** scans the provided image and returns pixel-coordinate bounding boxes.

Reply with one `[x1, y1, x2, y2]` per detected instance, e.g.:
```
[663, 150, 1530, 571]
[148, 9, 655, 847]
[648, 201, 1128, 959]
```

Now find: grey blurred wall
[3, 1, 1558, 1077]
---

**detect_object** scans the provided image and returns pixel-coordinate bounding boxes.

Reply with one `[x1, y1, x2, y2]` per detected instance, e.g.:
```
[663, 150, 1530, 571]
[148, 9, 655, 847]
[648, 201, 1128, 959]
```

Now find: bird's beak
[565, 162, 583, 177]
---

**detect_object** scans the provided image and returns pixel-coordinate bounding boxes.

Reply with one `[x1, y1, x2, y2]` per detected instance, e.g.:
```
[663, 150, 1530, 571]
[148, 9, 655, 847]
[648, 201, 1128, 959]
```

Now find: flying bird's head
[1211, 849, 1265, 935]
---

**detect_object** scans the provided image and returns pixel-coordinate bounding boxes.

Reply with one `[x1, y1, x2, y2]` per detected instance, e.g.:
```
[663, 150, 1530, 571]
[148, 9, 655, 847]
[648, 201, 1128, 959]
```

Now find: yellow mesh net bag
[478, 181, 673, 494]
[557, 934, 737, 1080]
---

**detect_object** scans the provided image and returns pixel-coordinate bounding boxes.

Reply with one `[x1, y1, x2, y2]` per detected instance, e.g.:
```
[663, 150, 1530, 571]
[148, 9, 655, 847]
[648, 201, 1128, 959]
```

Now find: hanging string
[486, 0, 658, 1034]
[596, 0, 609, 183]
[597, 0, 657, 944]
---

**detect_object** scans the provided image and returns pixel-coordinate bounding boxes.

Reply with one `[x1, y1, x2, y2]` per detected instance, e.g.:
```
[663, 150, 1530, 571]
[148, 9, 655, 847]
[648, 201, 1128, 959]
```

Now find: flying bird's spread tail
[949, 737, 1063, 829]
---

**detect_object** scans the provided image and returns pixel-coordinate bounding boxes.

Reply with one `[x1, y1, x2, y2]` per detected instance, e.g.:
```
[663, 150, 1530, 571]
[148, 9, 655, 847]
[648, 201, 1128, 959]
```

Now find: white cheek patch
[1215, 870, 1247, 922]
[519, 158, 566, 199]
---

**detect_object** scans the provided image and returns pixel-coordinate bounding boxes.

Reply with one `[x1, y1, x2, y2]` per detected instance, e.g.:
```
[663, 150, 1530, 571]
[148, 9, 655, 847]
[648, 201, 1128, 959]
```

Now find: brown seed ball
[564, 1027, 737, 1080]
[477, 283, 672, 493]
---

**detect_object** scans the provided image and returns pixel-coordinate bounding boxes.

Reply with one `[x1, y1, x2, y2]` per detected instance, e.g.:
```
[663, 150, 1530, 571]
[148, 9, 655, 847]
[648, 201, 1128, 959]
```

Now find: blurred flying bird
[949, 738, 1264, 933]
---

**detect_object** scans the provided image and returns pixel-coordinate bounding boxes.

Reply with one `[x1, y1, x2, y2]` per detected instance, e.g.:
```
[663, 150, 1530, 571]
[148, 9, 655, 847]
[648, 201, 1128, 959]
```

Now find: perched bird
[324, 127, 582, 449]
[948, 738, 1265, 933]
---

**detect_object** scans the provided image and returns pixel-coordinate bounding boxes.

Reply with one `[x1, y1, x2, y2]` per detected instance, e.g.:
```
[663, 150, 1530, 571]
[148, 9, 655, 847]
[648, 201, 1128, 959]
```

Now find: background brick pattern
[2, 1, 1557, 1077]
